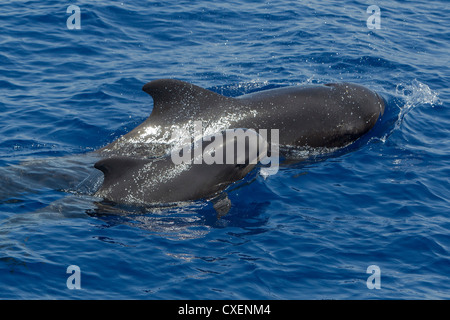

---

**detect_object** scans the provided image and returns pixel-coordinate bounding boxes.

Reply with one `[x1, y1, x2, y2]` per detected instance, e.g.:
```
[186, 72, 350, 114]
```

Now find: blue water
[1, 0, 449, 299]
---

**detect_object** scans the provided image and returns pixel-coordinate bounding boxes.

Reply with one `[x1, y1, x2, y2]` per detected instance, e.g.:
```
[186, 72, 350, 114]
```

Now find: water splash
[395, 79, 441, 123]
[378, 79, 442, 143]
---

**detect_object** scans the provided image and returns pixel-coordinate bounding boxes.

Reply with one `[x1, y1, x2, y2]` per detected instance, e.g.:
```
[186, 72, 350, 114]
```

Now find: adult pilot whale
[98, 79, 385, 159]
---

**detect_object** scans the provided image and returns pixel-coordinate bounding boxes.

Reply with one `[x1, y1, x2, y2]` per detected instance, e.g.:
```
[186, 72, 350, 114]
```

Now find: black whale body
[94, 79, 385, 207]
[99, 79, 385, 158]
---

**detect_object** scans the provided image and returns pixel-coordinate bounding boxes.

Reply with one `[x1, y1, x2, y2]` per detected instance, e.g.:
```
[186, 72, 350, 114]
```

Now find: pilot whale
[93, 79, 385, 210]
[98, 79, 385, 159]
[94, 129, 268, 215]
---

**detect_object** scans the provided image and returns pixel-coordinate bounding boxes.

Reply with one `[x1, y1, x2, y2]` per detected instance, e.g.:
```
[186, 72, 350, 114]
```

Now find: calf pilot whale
[95, 129, 268, 215]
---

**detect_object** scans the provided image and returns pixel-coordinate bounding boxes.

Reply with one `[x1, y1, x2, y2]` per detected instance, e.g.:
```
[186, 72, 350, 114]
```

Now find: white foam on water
[378, 79, 442, 144]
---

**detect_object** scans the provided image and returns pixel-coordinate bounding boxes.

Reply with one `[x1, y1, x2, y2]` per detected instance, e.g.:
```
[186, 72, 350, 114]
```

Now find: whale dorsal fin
[142, 79, 231, 120]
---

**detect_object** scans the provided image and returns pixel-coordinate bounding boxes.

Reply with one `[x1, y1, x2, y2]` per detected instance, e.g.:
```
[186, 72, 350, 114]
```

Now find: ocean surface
[0, 0, 449, 299]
